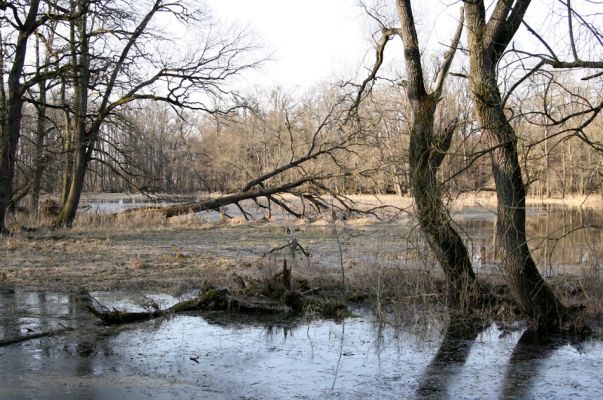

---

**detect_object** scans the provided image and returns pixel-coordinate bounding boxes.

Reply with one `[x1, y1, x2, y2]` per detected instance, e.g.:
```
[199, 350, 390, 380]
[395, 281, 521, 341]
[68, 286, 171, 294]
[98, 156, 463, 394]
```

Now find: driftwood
[0, 326, 75, 347]
[86, 286, 348, 325]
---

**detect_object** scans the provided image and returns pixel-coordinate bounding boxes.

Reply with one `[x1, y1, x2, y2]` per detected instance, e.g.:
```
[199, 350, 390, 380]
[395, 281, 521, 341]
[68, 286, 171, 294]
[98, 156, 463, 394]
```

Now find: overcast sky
[204, 0, 371, 91]
[202, 1, 598, 92]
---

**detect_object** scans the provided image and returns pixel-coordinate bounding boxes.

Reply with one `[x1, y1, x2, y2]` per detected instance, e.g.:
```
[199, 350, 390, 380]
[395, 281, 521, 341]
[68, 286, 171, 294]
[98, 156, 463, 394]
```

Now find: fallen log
[119, 177, 315, 219]
[86, 287, 349, 325]
[0, 326, 75, 347]
[86, 288, 292, 325]
[86, 306, 164, 324]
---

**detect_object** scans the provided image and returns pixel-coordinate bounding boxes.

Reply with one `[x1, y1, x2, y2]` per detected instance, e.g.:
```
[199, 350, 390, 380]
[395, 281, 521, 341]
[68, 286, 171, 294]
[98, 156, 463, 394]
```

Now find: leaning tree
[355, 1, 476, 309]
[463, 0, 602, 331]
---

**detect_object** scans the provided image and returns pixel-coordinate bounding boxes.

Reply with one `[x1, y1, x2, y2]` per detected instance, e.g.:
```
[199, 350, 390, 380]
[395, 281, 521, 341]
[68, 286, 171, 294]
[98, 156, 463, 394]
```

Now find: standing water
[0, 288, 602, 399]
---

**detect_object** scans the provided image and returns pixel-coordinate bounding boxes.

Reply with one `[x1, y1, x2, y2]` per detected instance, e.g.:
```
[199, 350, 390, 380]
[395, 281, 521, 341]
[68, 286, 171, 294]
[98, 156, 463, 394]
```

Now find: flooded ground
[2, 205, 602, 295]
[2, 198, 603, 398]
[81, 196, 603, 274]
[1, 288, 602, 399]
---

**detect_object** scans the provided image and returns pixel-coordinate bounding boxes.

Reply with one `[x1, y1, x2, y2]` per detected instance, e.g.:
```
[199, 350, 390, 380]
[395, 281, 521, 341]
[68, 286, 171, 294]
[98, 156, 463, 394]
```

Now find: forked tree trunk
[397, 1, 476, 309]
[54, 0, 90, 228]
[409, 100, 475, 309]
[55, 145, 90, 227]
[465, 1, 568, 331]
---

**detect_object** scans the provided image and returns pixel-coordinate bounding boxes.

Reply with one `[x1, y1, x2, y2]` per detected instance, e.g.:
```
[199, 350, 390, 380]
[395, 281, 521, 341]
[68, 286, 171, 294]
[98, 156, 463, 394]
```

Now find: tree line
[11, 73, 601, 200]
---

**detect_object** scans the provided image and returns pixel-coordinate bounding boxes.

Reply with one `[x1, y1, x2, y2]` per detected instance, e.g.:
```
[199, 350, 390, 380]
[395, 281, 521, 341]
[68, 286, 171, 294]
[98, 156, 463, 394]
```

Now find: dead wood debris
[0, 326, 75, 347]
[85, 285, 348, 325]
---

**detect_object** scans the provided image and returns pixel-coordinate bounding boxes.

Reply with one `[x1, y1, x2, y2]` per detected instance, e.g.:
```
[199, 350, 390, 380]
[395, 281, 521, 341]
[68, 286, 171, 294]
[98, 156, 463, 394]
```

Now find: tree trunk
[0, 110, 23, 231]
[409, 100, 476, 309]
[396, 1, 475, 309]
[54, 0, 90, 228]
[55, 145, 89, 227]
[30, 40, 49, 214]
[0, 1, 42, 232]
[465, 1, 567, 331]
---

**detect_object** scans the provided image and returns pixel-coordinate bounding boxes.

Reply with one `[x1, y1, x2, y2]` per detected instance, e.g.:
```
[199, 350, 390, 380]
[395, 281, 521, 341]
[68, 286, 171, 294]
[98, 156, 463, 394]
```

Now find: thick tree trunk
[55, 146, 89, 227]
[465, 2, 567, 331]
[396, 1, 475, 310]
[54, 0, 90, 228]
[0, 113, 23, 232]
[409, 98, 476, 309]
[0, 1, 42, 232]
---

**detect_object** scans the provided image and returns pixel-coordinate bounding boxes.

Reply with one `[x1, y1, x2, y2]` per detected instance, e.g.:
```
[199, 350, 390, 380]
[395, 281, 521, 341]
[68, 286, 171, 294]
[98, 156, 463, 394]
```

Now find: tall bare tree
[356, 1, 476, 309]
[53, 0, 259, 226]
[0, 0, 48, 232]
[463, 0, 602, 331]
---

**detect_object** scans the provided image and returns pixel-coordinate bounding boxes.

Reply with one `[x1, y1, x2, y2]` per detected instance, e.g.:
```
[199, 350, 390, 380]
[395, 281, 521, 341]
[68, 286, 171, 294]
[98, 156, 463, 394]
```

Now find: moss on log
[86, 287, 349, 325]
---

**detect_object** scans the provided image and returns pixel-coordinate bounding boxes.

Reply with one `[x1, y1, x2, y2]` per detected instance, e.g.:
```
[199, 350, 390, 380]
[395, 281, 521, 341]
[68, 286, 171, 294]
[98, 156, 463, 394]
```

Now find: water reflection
[2, 290, 603, 399]
[457, 207, 603, 277]
[416, 320, 486, 399]
[0, 287, 86, 342]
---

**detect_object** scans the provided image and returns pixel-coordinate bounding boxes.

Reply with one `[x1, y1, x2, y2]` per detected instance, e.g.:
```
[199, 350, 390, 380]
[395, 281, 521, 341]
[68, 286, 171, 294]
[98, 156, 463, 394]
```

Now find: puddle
[1, 289, 602, 399]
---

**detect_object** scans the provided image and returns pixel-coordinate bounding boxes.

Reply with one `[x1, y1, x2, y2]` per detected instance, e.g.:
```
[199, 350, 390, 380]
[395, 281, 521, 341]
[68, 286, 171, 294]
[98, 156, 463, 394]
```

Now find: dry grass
[2, 192, 602, 331]
[448, 192, 603, 210]
[0, 227, 233, 293]
[550, 264, 603, 324]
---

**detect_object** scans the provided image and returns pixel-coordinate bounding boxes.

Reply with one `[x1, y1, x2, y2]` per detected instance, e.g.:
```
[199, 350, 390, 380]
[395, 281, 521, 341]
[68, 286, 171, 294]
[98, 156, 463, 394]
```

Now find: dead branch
[0, 326, 75, 347]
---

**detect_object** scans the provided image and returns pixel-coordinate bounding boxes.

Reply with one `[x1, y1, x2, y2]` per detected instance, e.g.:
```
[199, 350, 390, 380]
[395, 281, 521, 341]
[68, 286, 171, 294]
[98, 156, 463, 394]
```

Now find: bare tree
[121, 88, 377, 221]
[29, 12, 59, 214]
[355, 1, 476, 309]
[53, 0, 260, 227]
[463, 0, 602, 331]
[0, 0, 49, 232]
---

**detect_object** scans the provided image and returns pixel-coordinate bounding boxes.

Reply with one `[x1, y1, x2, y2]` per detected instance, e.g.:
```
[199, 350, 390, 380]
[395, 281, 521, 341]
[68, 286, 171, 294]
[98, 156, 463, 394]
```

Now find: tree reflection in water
[416, 319, 486, 399]
[501, 330, 580, 399]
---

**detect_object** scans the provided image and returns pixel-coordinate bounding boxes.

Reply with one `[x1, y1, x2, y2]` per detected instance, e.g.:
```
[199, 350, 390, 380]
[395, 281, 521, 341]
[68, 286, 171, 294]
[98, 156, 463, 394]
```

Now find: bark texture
[0, 1, 43, 232]
[397, 1, 476, 308]
[464, 0, 567, 331]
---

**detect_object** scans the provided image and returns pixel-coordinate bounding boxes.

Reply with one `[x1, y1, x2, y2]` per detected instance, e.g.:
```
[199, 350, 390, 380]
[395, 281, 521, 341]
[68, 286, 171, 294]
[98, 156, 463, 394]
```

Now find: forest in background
[3, 1, 601, 215]
[13, 67, 603, 199]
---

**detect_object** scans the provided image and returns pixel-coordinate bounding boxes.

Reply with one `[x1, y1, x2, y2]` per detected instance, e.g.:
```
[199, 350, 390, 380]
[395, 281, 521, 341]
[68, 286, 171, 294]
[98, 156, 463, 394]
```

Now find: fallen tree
[118, 175, 401, 221]
[86, 287, 348, 325]
[85, 255, 349, 325]
[119, 176, 318, 219]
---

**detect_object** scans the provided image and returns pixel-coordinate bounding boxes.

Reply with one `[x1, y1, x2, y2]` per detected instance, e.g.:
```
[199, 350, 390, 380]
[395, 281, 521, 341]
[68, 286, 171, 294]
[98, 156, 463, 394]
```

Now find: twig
[330, 206, 346, 297]
[331, 320, 346, 390]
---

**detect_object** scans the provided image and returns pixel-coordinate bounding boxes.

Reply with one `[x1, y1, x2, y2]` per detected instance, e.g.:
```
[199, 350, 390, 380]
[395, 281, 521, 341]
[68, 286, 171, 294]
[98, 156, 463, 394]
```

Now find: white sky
[204, 0, 371, 90]
[202, 1, 601, 92]
[203, 0, 473, 92]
